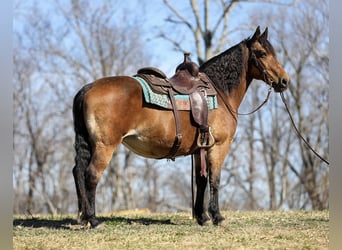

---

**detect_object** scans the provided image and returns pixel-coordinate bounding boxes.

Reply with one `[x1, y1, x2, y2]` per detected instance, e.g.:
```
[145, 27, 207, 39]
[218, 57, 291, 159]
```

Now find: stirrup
[197, 127, 215, 148]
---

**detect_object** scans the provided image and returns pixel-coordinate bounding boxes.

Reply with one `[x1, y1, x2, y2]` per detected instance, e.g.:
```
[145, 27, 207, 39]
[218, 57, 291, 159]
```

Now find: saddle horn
[175, 52, 199, 77]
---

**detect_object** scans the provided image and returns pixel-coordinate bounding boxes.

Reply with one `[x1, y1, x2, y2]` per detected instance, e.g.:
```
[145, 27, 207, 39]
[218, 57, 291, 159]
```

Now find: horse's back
[85, 76, 141, 99]
[84, 76, 144, 112]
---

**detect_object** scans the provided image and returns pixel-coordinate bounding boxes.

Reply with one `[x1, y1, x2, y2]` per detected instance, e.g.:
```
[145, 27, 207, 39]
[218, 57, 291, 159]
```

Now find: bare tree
[161, 0, 240, 64]
[13, 27, 66, 214]
[159, 0, 328, 211]
[160, 0, 293, 64]
[13, 0, 154, 214]
[243, 0, 329, 210]
[276, 0, 329, 209]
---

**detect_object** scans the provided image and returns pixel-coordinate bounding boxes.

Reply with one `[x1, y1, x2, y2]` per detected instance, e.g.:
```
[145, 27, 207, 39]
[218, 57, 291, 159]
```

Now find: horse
[72, 26, 289, 228]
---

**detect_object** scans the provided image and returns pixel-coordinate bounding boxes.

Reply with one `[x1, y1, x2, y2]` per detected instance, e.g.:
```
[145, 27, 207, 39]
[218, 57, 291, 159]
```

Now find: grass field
[13, 210, 328, 250]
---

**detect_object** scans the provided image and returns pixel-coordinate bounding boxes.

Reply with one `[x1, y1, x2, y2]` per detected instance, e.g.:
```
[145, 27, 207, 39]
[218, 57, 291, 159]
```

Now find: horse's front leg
[207, 146, 228, 225]
[208, 166, 225, 225]
[193, 153, 210, 225]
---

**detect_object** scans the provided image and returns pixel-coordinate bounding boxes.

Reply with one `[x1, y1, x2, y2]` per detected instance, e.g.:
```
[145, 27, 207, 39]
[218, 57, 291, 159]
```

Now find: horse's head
[247, 26, 290, 92]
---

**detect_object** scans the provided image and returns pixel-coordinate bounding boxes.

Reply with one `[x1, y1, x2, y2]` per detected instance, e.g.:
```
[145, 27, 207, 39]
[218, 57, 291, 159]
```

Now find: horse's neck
[202, 42, 251, 112]
[226, 73, 252, 112]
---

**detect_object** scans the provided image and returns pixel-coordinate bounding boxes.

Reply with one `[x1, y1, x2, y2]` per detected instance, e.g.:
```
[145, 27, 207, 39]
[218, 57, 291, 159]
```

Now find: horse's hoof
[217, 218, 228, 227]
[202, 218, 212, 226]
[195, 214, 211, 226]
[212, 216, 225, 226]
[89, 218, 100, 228]
[79, 217, 100, 229]
[90, 221, 103, 229]
[81, 221, 92, 229]
[80, 220, 102, 229]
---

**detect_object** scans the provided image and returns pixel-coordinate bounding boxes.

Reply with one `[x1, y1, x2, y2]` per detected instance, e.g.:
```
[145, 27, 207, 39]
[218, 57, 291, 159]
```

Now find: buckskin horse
[72, 26, 289, 228]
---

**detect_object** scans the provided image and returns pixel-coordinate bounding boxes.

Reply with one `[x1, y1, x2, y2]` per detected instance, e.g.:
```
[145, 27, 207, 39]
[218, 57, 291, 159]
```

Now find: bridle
[252, 50, 329, 165]
[212, 48, 273, 121]
[213, 51, 329, 165]
[249, 49, 275, 87]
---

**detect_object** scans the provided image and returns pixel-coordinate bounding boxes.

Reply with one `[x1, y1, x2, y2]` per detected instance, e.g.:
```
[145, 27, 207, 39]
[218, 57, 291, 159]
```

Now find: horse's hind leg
[73, 162, 87, 224]
[193, 153, 210, 225]
[75, 143, 116, 228]
[72, 132, 92, 226]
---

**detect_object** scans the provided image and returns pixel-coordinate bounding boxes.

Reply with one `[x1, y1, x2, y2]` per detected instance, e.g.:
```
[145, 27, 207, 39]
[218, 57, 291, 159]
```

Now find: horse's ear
[260, 27, 268, 40]
[250, 26, 261, 42]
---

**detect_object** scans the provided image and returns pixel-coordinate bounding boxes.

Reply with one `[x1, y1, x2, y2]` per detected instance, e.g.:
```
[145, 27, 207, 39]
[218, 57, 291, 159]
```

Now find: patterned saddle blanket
[133, 76, 218, 111]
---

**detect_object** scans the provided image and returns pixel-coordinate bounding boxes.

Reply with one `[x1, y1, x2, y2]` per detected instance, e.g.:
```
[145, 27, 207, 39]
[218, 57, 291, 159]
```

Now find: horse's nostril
[281, 78, 289, 87]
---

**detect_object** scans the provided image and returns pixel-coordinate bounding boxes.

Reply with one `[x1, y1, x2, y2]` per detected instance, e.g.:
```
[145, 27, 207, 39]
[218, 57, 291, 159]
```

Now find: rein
[236, 86, 272, 116]
[248, 52, 328, 165]
[212, 68, 273, 120]
[213, 79, 329, 165]
[213, 49, 274, 119]
[280, 92, 329, 165]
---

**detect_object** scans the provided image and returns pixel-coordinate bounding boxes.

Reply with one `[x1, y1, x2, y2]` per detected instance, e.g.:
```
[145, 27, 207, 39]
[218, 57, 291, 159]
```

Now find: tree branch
[163, 0, 194, 31]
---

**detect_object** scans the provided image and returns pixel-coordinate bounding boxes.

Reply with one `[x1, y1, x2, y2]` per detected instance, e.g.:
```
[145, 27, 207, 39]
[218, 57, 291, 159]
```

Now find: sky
[13, 0, 285, 76]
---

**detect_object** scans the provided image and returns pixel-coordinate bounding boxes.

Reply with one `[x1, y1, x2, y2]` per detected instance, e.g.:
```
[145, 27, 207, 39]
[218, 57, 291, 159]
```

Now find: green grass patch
[13, 210, 329, 249]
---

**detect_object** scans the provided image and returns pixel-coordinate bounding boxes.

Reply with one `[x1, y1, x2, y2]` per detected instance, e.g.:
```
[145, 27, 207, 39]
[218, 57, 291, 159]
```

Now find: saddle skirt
[133, 75, 218, 111]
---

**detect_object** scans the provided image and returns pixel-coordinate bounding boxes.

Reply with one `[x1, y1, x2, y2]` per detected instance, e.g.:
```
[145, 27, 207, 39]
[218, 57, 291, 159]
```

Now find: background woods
[13, 0, 328, 215]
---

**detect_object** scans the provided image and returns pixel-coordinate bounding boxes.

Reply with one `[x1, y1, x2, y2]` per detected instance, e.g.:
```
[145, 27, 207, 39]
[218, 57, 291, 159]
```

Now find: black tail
[72, 83, 93, 174]
[72, 83, 93, 220]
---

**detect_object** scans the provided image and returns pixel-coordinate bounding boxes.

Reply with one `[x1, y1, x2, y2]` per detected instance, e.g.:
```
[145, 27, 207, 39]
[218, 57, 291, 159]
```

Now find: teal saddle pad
[133, 76, 218, 111]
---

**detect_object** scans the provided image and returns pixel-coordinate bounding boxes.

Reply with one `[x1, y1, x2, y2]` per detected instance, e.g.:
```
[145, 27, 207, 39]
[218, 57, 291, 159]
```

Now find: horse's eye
[256, 51, 267, 58]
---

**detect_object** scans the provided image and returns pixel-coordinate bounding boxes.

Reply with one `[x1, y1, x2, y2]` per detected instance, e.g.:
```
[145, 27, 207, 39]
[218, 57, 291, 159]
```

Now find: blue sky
[13, 0, 284, 76]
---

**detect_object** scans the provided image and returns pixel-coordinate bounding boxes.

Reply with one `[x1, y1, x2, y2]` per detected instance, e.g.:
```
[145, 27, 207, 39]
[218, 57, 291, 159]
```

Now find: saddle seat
[136, 53, 216, 96]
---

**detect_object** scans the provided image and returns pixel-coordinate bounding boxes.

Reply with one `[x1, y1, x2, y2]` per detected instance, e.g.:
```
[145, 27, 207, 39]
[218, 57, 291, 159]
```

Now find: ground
[13, 210, 328, 250]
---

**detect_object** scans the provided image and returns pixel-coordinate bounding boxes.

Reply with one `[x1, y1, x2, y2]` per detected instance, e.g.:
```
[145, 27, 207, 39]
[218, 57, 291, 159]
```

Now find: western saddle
[135, 53, 216, 176]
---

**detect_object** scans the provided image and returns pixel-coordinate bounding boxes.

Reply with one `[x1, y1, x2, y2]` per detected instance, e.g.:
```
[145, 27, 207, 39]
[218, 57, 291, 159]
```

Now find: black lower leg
[72, 165, 87, 223]
[81, 167, 100, 228]
[83, 183, 99, 227]
[208, 175, 224, 225]
[194, 172, 210, 225]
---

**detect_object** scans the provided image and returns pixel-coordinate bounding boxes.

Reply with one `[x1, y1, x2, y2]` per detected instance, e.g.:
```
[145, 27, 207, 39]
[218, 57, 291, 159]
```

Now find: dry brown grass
[13, 210, 328, 249]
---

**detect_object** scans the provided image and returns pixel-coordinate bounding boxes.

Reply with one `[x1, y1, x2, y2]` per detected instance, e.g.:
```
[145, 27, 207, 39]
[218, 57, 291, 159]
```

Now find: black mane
[200, 41, 247, 93]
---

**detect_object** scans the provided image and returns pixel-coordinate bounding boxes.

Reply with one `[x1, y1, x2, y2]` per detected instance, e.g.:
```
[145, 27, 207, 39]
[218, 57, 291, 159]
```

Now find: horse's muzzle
[273, 78, 289, 92]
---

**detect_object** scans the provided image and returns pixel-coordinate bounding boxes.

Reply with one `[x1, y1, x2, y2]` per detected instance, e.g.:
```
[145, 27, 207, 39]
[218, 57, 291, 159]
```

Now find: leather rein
[280, 92, 329, 165]
[212, 50, 329, 165]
